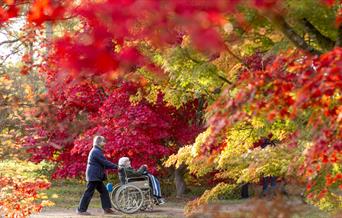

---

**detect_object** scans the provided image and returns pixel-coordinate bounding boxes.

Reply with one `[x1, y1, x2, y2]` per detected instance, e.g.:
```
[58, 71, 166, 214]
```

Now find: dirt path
[30, 198, 329, 218]
[31, 205, 185, 218]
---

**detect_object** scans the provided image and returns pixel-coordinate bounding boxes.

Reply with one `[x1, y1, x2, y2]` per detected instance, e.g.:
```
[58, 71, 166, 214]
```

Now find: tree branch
[300, 18, 335, 50]
[0, 48, 21, 66]
[0, 103, 35, 108]
[0, 37, 23, 47]
[267, 13, 322, 55]
[336, 24, 342, 47]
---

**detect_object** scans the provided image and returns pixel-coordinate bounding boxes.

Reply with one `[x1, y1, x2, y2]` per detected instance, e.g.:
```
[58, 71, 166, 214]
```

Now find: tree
[24, 75, 203, 195]
[167, 47, 341, 212]
[0, 160, 52, 217]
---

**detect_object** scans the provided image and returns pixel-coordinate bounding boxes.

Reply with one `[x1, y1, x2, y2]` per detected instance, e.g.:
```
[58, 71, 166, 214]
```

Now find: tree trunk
[266, 12, 321, 55]
[336, 24, 342, 47]
[174, 164, 187, 197]
[300, 18, 335, 51]
[45, 21, 53, 53]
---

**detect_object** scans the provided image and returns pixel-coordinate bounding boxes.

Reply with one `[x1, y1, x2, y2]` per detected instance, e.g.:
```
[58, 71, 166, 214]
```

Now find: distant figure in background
[77, 136, 118, 215]
[118, 157, 165, 205]
[241, 183, 249, 199]
[257, 136, 277, 196]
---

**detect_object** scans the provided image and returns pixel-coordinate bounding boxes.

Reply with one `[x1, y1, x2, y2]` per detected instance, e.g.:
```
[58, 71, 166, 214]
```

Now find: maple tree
[167, 47, 341, 212]
[0, 177, 51, 217]
[0, 160, 53, 218]
[24, 75, 203, 194]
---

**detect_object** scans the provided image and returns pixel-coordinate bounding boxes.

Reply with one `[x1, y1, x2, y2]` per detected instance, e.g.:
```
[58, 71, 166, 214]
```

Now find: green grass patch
[45, 179, 104, 209]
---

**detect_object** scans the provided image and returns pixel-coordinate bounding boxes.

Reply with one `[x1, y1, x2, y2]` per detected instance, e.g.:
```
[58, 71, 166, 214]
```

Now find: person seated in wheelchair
[118, 157, 165, 205]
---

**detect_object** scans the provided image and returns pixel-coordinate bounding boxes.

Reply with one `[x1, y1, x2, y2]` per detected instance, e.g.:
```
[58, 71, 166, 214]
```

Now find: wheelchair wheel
[140, 190, 153, 211]
[140, 202, 153, 211]
[114, 184, 144, 214]
[110, 184, 121, 211]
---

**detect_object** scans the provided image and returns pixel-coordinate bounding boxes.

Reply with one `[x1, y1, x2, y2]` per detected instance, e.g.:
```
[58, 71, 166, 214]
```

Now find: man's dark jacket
[86, 146, 117, 181]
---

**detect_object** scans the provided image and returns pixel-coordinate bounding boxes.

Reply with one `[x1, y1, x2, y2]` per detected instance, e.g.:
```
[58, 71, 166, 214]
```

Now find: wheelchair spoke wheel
[110, 184, 121, 211]
[140, 202, 153, 211]
[115, 184, 144, 214]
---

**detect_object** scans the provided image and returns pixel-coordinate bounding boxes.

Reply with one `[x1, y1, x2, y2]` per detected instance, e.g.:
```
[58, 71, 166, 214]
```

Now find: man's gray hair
[93, 136, 105, 146]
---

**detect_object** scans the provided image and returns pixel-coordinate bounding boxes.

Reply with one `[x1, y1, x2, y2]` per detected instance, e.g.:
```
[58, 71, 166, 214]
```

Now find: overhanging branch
[0, 37, 23, 47]
[301, 18, 335, 50]
[267, 13, 322, 55]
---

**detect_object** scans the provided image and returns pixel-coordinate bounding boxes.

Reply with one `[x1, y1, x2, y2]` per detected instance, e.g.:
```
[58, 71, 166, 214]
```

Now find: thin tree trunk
[301, 18, 335, 51]
[174, 164, 187, 197]
[336, 24, 342, 47]
[267, 13, 321, 55]
[45, 21, 53, 53]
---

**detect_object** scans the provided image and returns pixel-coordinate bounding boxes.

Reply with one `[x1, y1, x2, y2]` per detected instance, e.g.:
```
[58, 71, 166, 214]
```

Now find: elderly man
[118, 157, 165, 205]
[77, 136, 117, 215]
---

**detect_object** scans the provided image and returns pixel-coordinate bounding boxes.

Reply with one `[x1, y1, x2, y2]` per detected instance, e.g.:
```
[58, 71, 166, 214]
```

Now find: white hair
[118, 157, 130, 168]
[93, 136, 105, 146]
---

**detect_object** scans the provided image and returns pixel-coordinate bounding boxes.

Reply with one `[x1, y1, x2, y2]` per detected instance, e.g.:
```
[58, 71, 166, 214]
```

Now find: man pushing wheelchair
[77, 135, 165, 216]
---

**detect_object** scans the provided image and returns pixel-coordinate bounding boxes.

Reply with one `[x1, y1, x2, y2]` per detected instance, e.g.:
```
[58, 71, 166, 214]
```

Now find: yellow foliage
[165, 129, 217, 176]
[41, 200, 55, 207]
[185, 183, 237, 216]
[166, 117, 307, 214]
[308, 193, 342, 212]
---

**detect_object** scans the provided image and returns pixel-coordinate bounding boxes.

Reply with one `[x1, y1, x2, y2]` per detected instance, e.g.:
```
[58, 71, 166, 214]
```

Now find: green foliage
[235, 7, 279, 55]
[168, 117, 300, 179]
[0, 159, 52, 179]
[286, 0, 339, 41]
[137, 46, 225, 107]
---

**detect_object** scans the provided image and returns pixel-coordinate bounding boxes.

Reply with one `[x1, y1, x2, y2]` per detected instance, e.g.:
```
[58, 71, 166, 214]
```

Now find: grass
[44, 179, 103, 209]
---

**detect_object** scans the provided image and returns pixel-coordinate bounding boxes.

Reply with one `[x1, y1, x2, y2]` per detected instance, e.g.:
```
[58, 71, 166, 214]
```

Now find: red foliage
[1, 0, 70, 26]
[49, 0, 248, 78]
[28, 0, 67, 25]
[321, 0, 342, 7]
[0, 3, 18, 24]
[24, 79, 203, 178]
[0, 177, 51, 217]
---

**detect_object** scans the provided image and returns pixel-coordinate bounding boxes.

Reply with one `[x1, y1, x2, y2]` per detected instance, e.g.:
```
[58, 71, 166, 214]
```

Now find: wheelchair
[109, 173, 158, 214]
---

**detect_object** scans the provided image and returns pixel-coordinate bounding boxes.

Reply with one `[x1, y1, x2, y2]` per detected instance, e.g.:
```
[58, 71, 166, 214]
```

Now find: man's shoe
[103, 208, 116, 214]
[76, 210, 91, 215]
[157, 198, 166, 205]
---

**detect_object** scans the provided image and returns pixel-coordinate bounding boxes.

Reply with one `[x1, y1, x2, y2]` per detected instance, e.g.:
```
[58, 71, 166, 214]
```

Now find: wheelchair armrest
[127, 176, 149, 183]
[126, 177, 150, 189]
